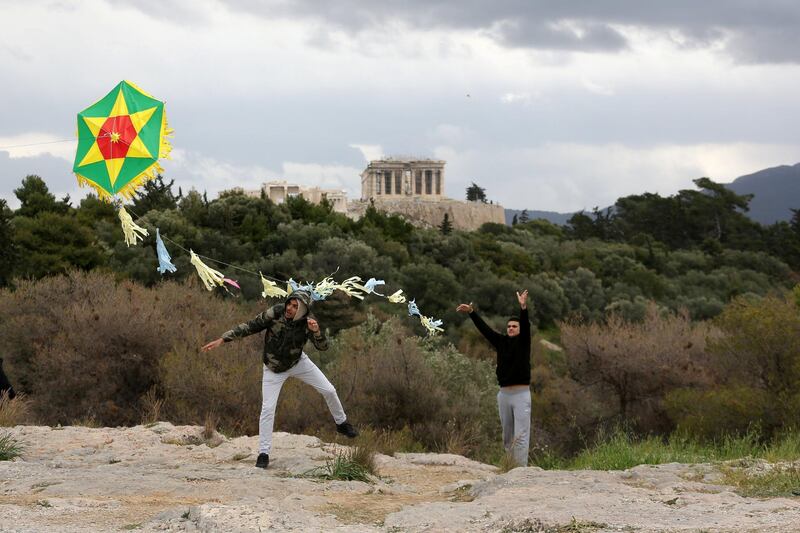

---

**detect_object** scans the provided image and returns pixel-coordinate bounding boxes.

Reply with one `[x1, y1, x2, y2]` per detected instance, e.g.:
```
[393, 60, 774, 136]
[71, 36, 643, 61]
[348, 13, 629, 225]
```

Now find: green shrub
[664, 386, 773, 439]
[0, 431, 24, 461]
[304, 446, 376, 482]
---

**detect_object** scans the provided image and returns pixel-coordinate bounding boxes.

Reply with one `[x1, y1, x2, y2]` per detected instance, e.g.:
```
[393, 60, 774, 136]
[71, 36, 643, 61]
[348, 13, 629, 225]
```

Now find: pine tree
[465, 182, 487, 203]
[519, 209, 529, 223]
[439, 213, 453, 235]
[512, 214, 518, 225]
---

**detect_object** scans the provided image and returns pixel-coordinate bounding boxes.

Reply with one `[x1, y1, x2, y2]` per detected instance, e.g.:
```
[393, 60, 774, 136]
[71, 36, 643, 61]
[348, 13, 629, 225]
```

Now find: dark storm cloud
[210, 0, 800, 62]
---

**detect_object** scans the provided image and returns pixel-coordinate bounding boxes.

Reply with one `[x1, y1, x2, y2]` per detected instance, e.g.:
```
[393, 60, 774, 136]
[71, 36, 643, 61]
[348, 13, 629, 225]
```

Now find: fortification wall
[348, 198, 505, 231]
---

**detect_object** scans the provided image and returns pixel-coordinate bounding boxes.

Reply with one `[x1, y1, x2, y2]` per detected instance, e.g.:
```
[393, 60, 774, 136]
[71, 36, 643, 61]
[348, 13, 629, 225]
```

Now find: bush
[664, 386, 773, 440]
[0, 431, 24, 461]
[0, 271, 262, 427]
[297, 316, 499, 458]
[560, 304, 713, 435]
[666, 294, 800, 438]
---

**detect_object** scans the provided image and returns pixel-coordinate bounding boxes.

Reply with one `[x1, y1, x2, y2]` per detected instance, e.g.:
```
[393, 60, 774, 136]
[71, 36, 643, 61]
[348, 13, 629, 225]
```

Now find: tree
[519, 209, 529, 223]
[14, 175, 69, 217]
[439, 213, 453, 235]
[131, 174, 178, 215]
[0, 200, 15, 286]
[511, 214, 518, 225]
[465, 182, 487, 203]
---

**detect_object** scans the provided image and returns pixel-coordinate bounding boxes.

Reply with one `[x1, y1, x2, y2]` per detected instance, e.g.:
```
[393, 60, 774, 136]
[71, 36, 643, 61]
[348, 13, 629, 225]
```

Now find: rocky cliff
[349, 198, 506, 231]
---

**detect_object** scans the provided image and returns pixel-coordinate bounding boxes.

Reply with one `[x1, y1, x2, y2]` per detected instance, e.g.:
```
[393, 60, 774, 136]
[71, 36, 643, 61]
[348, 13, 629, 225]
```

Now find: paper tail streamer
[335, 276, 369, 300]
[223, 278, 240, 289]
[260, 273, 288, 298]
[408, 299, 421, 317]
[118, 206, 149, 246]
[420, 315, 444, 336]
[313, 277, 338, 301]
[155, 228, 177, 274]
[189, 250, 226, 291]
[364, 278, 385, 296]
[387, 289, 406, 304]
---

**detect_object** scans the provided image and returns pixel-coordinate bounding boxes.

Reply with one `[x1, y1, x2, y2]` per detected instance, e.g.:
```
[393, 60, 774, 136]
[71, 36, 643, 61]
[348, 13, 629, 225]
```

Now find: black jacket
[469, 308, 531, 387]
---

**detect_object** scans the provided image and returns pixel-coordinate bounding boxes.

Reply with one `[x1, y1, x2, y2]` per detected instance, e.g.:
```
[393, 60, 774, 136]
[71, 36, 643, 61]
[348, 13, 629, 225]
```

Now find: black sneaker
[336, 420, 358, 438]
[255, 453, 269, 469]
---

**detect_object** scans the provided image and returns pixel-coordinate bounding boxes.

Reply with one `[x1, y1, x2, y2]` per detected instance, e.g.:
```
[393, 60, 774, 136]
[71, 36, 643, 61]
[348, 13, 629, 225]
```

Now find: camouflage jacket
[221, 291, 328, 373]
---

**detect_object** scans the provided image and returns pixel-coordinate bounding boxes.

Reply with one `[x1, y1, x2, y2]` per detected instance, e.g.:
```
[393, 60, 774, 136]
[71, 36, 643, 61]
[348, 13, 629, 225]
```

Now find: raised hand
[307, 317, 320, 334]
[456, 303, 474, 313]
[516, 290, 528, 310]
[201, 338, 224, 352]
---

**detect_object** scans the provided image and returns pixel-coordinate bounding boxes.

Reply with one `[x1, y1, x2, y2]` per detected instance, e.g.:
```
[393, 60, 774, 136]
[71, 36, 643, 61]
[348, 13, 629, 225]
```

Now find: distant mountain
[504, 209, 575, 226]
[506, 163, 800, 227]
[724, 163, 800, 225]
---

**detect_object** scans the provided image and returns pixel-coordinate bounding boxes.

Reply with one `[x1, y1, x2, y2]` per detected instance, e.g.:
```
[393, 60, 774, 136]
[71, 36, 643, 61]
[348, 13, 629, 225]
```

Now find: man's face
[285, 298, 299, 319]
[507, 321, 520, 337]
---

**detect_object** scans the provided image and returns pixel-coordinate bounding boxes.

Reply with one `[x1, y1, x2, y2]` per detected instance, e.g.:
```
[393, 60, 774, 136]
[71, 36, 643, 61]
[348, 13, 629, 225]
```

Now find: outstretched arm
[517, 290, 530, 338]
[201, 338, 224, 352]
[201, 308, 276, 352]
[457, 302, 503, 347]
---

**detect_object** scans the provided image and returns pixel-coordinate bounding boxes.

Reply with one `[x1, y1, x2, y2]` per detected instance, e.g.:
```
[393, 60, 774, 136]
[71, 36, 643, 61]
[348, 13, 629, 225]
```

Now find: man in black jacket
[201, 289, 357, 469]
[457, 290, 530, 467]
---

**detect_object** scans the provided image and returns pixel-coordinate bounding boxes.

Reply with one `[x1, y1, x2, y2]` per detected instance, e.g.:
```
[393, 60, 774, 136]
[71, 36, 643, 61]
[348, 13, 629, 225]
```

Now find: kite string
[123, 204, 441, 333]
[124, 205, 284, 284]
[0, 139, 75, 150]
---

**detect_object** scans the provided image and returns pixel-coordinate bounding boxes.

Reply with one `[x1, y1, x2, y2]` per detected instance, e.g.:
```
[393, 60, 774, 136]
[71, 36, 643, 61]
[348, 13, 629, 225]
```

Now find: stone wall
[348, 198, 505, 231]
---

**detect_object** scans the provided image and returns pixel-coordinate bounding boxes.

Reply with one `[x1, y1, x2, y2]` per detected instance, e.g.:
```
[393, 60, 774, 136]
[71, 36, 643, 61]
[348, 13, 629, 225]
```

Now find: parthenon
[360, 158, 446, 201]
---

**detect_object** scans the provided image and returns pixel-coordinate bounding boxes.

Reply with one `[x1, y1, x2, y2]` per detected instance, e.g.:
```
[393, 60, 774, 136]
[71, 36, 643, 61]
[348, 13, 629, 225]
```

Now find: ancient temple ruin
[360, 158, 446, 200]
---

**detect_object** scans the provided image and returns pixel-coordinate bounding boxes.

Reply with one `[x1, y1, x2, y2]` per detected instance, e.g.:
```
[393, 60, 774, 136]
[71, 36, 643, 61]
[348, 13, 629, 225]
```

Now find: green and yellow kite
[73, 80, 172, 202]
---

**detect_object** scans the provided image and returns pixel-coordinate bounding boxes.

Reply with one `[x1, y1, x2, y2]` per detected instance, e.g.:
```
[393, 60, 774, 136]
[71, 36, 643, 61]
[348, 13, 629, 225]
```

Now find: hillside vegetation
[1, 174, 800, 464]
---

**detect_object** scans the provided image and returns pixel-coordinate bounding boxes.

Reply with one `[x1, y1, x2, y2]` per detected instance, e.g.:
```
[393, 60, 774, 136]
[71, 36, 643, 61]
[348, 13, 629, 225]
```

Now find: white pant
[259, 352, 347, 454]
[497, 388, 531, 467]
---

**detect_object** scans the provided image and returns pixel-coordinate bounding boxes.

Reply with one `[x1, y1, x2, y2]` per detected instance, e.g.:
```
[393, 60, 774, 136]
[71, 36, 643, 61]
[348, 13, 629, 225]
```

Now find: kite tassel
[260, 273, 288, 299]
[189, 250, 226, 291]
[155, 228, 177, 274]
[387, 289, 406, 304]
[118, 206, 149, 246]
[420, 315, 444, 336]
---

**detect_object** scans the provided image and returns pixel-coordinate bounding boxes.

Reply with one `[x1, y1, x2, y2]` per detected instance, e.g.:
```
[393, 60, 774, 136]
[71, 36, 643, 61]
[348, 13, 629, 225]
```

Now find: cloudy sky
[1, 0, 799, 212]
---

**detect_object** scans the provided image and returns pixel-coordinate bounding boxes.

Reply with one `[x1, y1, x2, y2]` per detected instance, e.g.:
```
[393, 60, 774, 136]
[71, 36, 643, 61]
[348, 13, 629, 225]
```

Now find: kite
[73, 80, 172, 202]
[73, 81, 172, 244]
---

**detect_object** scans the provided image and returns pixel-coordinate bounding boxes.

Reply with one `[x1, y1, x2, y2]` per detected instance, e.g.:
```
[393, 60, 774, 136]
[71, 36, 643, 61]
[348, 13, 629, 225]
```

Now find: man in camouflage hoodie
[201, 289, 358, 469]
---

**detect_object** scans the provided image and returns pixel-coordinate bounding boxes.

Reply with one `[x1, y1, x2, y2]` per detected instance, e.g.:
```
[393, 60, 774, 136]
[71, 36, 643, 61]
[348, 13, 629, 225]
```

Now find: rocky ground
[1, 423, 799, 532]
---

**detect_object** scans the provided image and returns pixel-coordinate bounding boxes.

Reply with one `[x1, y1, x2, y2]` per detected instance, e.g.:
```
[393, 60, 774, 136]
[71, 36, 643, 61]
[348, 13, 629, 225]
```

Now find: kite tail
[420, 315, 444, 336]
[189, 250, 225, 291]
[118, 206, 149, 246]
[155, 228, 177, 274]
[260, 273, 288, 299]
[387, 289, 406, 304]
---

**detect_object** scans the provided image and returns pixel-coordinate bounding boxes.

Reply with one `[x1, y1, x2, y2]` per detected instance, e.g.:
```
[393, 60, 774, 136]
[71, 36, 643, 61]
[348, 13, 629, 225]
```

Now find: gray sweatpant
[497, 388, 531, 467]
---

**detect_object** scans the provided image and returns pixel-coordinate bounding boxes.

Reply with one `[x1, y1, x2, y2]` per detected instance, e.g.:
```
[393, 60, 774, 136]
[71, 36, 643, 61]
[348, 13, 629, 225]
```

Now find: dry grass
[138, 387, 164, 425]
[0, 392, 31, 427]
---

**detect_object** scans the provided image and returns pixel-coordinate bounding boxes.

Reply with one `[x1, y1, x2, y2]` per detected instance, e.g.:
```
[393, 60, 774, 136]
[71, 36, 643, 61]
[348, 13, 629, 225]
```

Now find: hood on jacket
[285, 289, 312, 321]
